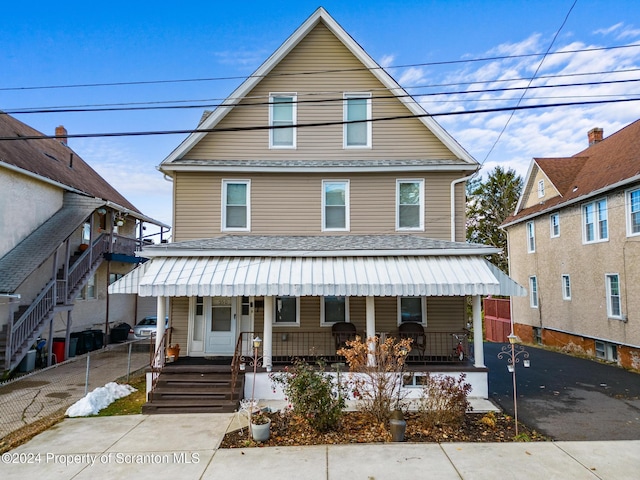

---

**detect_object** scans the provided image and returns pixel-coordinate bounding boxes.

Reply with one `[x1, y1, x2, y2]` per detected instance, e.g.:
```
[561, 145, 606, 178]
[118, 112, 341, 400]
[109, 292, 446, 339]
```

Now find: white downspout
[450, 173, 476, 242]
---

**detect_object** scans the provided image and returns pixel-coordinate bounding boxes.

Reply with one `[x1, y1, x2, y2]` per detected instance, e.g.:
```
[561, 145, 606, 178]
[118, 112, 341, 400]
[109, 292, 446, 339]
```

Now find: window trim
[582, 197, 608, 243]
[269, 93, 297, 149]
[396, 179, 425, 231]
[221, 179, 251, 232]
[605, 273, 623, 319]
[343, 92, 372, 148]
[526, 221, 535, 253]
[625, 187, 640, 237]
[322, 180, 350, 232]
[273, 296, 300, 327]
[320, 296, 350, 326]
[561, 274, 571, 300]
[537, 179, 545, 198]
[529, 276, 539, 308]
[397, 296, 427, 326]
[550, 213, 560, 238]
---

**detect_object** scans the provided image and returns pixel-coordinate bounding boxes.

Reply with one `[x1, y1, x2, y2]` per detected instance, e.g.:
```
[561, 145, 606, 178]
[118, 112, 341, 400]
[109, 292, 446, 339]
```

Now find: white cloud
[379, 54, 395, 68]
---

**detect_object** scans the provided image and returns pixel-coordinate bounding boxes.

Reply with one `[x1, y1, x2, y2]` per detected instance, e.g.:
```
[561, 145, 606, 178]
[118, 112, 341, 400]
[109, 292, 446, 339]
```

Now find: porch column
[155, 295, 166, 366]
[365, 296, 376, 366]
[472, 295, 485, 368]
[262, 296, 273, 370]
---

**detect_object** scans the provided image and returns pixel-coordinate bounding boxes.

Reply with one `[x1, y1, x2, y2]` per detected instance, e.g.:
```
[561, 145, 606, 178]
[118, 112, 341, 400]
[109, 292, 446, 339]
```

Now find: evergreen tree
[466, 166, 523, 273]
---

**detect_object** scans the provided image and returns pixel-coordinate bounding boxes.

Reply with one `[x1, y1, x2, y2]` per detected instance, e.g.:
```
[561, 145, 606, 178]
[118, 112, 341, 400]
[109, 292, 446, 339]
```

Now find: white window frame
[526, 221, 535, 253]
[322, 180, 350, 232]
[396, 179, 425, 231]
[397, 297, 427, 326]
[561, 274, 571, 300]
[626, 187, 640, 237]
[529, 276, 538, 308]
[537, 179, 545, 198]
[550, 213, 560, 238]
[583, 198, 608, 243]
[222, 180, 251, 232]
[269, 93, 296, 149]
[78, 274, 97, 301]
[320, 296, 350, 326]
[343, 92, 372, 148]
[605, 274, 622, 319]
[273, 296, 300, 327]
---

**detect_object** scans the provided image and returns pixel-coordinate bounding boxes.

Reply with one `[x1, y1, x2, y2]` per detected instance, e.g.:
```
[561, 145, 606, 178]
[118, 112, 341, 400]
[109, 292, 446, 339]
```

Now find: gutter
[451, 172, 477, 241]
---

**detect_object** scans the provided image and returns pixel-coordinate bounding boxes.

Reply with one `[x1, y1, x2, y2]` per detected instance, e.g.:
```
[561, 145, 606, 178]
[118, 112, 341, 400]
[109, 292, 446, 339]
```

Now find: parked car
[128, 316, 169, 340]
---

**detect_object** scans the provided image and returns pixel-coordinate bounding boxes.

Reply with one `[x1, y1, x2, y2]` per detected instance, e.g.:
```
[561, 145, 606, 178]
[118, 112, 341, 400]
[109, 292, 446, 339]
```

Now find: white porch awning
[108, 255, 526, 297]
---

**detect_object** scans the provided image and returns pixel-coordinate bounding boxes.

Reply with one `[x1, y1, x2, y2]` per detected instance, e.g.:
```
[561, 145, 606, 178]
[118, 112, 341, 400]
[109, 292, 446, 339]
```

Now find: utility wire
[480, 0, 579, 168]
[1, 97, 638, 142]
[1, 42, 638, 92]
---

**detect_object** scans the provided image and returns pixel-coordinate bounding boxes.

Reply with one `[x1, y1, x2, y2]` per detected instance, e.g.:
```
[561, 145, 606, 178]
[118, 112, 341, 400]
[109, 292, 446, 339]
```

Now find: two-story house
[0, 113, 169, 374]
[503, 120, 640, 370]
[110, 8, 525, 408]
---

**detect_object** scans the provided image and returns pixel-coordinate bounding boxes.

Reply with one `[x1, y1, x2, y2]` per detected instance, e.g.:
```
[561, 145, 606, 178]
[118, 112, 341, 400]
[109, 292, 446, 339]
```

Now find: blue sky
[2, 1, 640, 233]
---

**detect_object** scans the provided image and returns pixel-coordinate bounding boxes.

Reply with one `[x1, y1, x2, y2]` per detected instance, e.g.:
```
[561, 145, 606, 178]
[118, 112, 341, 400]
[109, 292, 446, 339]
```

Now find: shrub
[270, 359, 346, 432]
[338, 335, 413, 424]
[417, 373, 472, 428]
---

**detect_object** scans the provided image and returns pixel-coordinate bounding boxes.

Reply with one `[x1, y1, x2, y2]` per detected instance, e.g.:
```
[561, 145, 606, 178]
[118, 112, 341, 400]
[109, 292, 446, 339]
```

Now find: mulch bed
[220, 410, 547, 448]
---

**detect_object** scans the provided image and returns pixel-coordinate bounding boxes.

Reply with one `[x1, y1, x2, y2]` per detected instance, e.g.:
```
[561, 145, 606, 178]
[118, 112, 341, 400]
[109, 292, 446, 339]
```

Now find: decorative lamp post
[248, 336, 263, 435]
[497, 333, 530, 436]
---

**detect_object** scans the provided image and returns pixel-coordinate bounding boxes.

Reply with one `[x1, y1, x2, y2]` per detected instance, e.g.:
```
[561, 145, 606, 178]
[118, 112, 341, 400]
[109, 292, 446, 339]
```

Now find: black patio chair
[398, 321, 426, 357]
[332, 322, 357, 352]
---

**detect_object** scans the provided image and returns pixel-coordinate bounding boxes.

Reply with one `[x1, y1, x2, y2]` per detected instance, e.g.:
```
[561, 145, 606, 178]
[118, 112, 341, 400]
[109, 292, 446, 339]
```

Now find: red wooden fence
[484, 297, 512, 342]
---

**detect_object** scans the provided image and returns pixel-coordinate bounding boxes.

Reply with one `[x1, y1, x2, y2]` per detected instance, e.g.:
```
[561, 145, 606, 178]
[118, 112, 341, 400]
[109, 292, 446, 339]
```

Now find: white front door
[189, 296, 205, 355]
[205, 297, 236, 355]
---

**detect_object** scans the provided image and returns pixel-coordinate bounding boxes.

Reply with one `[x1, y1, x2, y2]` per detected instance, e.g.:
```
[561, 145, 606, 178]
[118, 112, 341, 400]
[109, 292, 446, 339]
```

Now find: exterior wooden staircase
[142, 361, 244, 414]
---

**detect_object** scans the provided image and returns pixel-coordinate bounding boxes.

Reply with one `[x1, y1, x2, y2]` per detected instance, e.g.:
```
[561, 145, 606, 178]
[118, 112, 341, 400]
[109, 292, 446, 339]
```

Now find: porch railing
[231, 329, 472, 369]
[147, 328, 172, 400]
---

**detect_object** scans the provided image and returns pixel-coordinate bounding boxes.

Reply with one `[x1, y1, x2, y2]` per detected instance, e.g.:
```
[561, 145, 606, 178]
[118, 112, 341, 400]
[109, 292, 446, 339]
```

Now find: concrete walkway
[3, 413, 639, 479]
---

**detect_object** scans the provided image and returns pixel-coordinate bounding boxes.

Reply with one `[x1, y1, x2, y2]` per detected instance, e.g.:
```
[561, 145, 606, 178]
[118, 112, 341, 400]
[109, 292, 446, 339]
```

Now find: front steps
[143, 362, 244, 414]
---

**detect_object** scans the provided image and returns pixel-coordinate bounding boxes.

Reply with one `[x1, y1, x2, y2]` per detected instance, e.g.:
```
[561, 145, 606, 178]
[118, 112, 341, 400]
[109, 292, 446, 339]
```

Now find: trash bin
[110, 323, 131, 343]
[53, 338, 66, 363]
[89, 329, 104, 350]
[71, 332, 86, 355]
[18, 349, 37, 372]
[69, 336, 78, 358]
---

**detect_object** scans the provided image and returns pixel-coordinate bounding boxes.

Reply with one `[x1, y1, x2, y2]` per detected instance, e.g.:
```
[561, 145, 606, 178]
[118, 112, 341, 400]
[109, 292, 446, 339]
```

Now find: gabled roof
[160, 7, 476, 167]
[0, 112, 139, 213]
[503, 118, 640, 227]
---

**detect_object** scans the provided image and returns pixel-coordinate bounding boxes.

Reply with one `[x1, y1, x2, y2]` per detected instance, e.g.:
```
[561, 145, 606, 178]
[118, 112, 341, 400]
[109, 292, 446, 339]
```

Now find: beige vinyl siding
[173, 171, 464, 241]
[169, 297, 189, 348]
[184, 23, 455, 162]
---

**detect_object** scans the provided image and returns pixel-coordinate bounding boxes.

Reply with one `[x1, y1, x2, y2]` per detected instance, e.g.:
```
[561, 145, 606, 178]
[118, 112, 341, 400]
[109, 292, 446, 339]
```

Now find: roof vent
[588, 127, 603, 146]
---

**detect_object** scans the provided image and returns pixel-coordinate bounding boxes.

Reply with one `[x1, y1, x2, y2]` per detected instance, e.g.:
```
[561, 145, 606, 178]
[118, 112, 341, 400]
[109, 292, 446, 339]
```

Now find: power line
[1, 97, 638, 142]
[3, 77, 639, 115]
[1, 43, 638, 92]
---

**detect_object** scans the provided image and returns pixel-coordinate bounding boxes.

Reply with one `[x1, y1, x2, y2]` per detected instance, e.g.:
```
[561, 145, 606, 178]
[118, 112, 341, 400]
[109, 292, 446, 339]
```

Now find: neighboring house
[110, 7, 524, 401]
[503, 120, 640, 370]
[0, 113, 169, 374]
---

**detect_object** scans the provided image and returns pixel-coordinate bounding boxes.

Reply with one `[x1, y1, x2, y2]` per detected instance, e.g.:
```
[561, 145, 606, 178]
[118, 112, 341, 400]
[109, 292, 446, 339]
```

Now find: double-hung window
[605, 274, 622, 318]
[550, 213, 560, 238]
[396, 179, 424, 230]
[583, 198, 608, 243]
[627, 188, 640, 236]
[344, 92, 371, 148]
[526, 221, 535, 253]
[562, 274, 571, 300]
[321, 296, 349, 326]
[274, 296, 299, 326]
[537, 180, 545, 198]
[269, 93, 296, 148]
[222, 180, 250, 231]
[323, 180, 349, 231]
[398, 297, 426, 325]
[529, 276, 539, 308]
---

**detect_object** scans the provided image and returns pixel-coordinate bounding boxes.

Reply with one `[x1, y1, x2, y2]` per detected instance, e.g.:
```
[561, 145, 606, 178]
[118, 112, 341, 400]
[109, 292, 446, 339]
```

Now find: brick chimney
[55, 125, 68, 145]
[588, 127, 603, 146]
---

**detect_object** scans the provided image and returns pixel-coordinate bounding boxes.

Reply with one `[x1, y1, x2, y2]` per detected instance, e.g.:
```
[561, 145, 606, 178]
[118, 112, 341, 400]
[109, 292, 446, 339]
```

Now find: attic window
[537, 180, 545, 198]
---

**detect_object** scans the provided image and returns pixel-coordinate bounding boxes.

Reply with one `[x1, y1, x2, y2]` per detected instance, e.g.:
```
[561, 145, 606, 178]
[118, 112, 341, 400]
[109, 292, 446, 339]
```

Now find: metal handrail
[147, 327, 172, 399]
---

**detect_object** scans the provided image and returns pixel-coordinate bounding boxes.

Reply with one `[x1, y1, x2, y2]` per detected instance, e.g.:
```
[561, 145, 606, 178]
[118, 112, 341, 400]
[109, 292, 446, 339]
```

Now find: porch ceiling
[108, 255, 526, 297]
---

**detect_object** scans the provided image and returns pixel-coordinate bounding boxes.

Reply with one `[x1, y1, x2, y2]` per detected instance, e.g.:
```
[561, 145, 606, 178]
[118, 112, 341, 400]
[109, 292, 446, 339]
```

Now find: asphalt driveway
[484, 342, 640, 440]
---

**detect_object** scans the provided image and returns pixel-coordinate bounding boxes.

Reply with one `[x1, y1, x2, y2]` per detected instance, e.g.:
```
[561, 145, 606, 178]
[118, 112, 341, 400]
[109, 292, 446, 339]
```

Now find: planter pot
[251, 418, 271, 442]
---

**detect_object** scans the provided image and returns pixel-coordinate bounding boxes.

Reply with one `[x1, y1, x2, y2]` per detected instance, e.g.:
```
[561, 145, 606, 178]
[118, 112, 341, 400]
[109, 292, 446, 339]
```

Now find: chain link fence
[0, 340, 152, 444]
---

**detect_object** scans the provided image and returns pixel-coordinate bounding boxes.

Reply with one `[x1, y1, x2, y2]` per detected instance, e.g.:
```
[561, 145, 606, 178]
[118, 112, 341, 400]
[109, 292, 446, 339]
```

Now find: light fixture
[507, 334, 518, 344]
[523, 359, 531, 368]
[97, 207, 107, 215]
[507, 364, 515, 372]
[253, 336, 262, 349]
